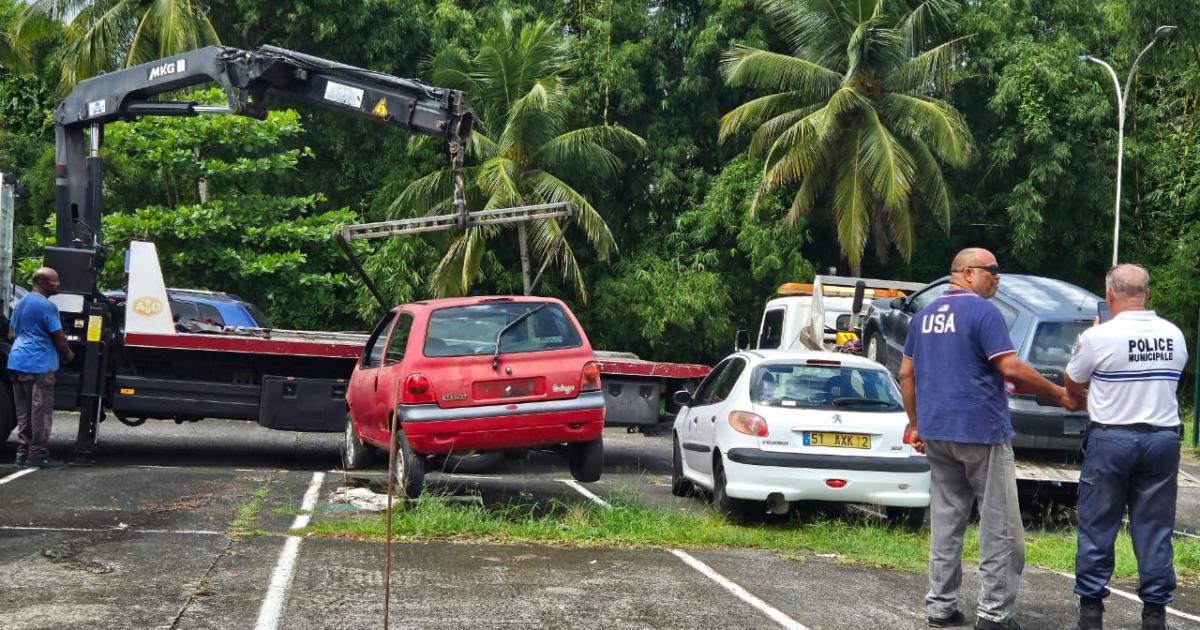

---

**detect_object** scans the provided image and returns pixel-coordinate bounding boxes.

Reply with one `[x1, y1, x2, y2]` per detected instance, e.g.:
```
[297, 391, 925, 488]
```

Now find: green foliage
[393, 10, 645, 302]
[97, 89, 363, 330]
[720, 0, 974, 274]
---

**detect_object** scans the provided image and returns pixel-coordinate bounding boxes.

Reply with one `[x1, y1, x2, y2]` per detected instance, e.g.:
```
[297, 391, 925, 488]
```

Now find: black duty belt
[1088, 422, 1181, 434]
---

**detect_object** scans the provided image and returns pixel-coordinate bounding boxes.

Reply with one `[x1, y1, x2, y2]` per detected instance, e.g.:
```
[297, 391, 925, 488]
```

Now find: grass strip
[230, 472, 276, 536]
[301, 494, 1200, 579]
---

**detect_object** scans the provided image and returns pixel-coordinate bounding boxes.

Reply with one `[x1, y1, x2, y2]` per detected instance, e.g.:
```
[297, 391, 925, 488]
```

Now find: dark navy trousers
[1074, 426, 1180, 604]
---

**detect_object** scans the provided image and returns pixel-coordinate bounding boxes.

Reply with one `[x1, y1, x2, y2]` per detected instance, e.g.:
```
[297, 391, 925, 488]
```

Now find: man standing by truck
[1064, 264, 1187, 630]
[900, 247, 1078, 630]
[9, 267, 74, 470]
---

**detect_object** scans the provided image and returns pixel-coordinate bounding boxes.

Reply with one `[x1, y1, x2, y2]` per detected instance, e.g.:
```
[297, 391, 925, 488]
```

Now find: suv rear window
[750, 363, 902, 411]
[425, 302, 583, 357]
[1027, 321, 1090, 368]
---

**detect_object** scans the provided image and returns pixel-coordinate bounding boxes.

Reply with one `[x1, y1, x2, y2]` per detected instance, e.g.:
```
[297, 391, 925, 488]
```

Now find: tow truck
[0, 46, 707, 456]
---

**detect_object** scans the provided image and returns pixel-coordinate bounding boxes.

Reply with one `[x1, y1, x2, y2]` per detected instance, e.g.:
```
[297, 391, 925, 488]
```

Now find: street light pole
[1079, 25, 1176, 268]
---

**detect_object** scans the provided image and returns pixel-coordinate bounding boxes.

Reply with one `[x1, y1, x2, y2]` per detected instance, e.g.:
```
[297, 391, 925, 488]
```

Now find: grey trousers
[925, 439, 1025, 623]
[12, 371, 56, 464]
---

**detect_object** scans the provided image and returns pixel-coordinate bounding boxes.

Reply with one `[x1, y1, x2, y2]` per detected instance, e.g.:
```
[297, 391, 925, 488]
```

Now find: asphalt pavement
[1, 415, 1199, 629]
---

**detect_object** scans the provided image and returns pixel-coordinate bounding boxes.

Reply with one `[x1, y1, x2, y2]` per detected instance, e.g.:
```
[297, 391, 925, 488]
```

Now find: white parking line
[671, 549, 809, 630]
[255, 472, 324, 630]
[0, 525, 223, 535]
[0, 469, 36, 485]
[558, 479, 610, 507]
[1051, 570, 1200, 624]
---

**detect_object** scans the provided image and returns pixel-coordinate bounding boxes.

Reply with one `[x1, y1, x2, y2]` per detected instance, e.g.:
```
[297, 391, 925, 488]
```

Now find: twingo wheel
[390, 427, 425, 499]
[711, 454, 752, 519]
[342, 412, 372, 470]
[671, 434, 693, 497]
[566, 438, 603, 483]
[885, 506, 926, 530]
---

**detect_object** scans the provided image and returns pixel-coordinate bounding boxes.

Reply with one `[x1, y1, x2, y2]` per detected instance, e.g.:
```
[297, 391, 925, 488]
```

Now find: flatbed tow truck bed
[1014, 450, 1200, 488]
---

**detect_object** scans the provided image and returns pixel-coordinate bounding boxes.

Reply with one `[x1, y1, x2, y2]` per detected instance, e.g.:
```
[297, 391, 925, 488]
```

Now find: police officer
[1065, 264, 1188, 630]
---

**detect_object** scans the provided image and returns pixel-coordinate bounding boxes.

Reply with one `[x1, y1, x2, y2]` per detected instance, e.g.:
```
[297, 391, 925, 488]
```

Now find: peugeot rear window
[750, 363, 903, 411]
[424, 302, 583, 357]
[1027, 321, 1090, 368]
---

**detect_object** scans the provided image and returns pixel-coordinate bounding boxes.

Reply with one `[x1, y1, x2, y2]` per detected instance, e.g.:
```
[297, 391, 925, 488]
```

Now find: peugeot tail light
[728, 411, 769, 437]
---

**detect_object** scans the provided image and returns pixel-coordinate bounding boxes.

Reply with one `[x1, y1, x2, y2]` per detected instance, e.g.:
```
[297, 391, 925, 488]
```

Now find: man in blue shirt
[899, 248, 1080, 630]
[8, 267, 74, 469]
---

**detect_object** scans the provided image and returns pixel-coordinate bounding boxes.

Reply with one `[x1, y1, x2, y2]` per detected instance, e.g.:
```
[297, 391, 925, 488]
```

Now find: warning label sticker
[323, 81, 364, 108]
[372, 98, 389, 118]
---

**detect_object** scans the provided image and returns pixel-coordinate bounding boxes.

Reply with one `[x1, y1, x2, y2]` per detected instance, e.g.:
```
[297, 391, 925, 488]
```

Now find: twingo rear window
[1027, 321, 1091, 368]
[424, 302, 583, 357]
[750, 363, 903, 411]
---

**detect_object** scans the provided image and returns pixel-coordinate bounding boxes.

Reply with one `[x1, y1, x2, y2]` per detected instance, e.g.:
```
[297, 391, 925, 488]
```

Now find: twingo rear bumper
[396, 390, 606, 454]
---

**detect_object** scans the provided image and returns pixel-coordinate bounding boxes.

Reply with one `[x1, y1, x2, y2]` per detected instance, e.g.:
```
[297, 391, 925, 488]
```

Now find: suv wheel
[566, 438, 603, 483]
[712, 455, 751, 518]
[671, 434, 693, 497]
[865, 332, 881, 363]
[390, 427, 425, 499]
[342, 413, 372, 470]
[885, 506, 925, 530]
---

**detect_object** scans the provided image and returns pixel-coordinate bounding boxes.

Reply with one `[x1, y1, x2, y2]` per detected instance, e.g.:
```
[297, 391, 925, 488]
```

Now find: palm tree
[720, 0, 973, 274]
[12, 0, 219, 91]
[393, 12, 645, 301]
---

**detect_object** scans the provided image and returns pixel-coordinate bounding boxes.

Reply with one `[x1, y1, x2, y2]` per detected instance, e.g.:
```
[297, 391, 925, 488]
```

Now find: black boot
[1074, 597, 1103, 630]
[1142, 603, 1168, 630]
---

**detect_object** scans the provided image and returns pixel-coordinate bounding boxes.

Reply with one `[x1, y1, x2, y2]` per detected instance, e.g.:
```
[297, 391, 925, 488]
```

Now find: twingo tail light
[401, 373, 435, 404]
[580, 361, 601, 392]
[728, 410, 769, 437]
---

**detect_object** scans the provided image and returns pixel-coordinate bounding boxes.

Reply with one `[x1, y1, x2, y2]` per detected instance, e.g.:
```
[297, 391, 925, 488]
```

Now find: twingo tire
[390, 428, 425, 499]
[712, 454, 752, 519]
[0, 380, 14, 445]
[671, 434, 693, 497]
[567, 438, 603, 483]
[886, 506, 926, 530]
[342, 412, 372, 470]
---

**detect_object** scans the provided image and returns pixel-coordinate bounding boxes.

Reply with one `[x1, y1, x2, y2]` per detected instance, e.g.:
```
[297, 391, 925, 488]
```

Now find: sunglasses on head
[960, 264, 1001, 275]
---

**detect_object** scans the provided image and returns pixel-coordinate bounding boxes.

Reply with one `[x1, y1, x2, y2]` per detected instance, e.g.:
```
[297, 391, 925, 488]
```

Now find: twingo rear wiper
[492, 304, 548, 370]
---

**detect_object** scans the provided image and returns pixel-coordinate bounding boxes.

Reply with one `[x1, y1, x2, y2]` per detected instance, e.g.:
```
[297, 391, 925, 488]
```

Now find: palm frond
[501, 78, 566, 159]
[832, 134, 870, 270]
[783, 154, 833, 225]
[475, 157, 523, 208]
[719, 91, 813, 144]
[528, 217, 588, 302]
[859, 108, 915, 212]
[880, 92, 972, 166]
[887, 35, 969, 95]
[906, 137, 952, 231]
[756, 0, 844, 69]
[535, 125, 645, 181]
[528, 170, 617, 260]
[747, 104, 823, 156]
[390, 168, 459, 218]
[899, 0, 958, 55]
[721, 45, 840, 98]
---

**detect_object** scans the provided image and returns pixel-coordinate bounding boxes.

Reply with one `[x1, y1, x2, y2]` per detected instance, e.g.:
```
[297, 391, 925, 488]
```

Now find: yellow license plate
[805, 432, 871, 449]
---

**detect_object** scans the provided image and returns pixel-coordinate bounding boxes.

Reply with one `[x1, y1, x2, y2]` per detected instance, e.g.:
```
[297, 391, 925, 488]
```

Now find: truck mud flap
[601, 377, 661, 427]
[258, 375, 346, 432]
[111, 375, 260, 421]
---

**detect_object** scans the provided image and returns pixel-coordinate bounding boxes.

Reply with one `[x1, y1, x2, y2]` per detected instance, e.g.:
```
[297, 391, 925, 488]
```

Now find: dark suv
[862, 275, 1099, 451]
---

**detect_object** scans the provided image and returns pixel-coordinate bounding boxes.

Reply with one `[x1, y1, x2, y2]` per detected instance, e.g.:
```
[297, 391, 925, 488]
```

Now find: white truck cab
[752, 276, 925, 352]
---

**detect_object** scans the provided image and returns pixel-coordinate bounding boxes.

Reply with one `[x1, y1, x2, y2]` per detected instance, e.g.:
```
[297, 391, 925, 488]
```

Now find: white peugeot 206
[671, 349, 931, 527]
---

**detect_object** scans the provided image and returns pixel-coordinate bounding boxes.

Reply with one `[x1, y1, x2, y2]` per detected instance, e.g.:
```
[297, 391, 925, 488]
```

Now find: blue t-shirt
[7, 293, 64, 373]
[902, 290, 1016, 444]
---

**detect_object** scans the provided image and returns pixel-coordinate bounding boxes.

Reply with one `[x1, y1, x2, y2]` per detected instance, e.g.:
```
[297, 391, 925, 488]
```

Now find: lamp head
[1077, 54, 1091, 62]
[1154, 25, 1177, 40]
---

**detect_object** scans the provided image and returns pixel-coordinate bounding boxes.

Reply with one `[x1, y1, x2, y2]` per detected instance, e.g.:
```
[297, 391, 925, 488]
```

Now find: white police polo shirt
[1066, 309, 1187, 427]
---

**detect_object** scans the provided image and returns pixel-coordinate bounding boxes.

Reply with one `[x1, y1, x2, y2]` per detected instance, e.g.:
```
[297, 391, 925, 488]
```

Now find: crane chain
[449, 117, 467, 228]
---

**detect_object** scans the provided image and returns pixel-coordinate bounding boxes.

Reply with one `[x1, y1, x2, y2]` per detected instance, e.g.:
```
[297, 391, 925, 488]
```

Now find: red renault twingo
[343, 296, 605, 497]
